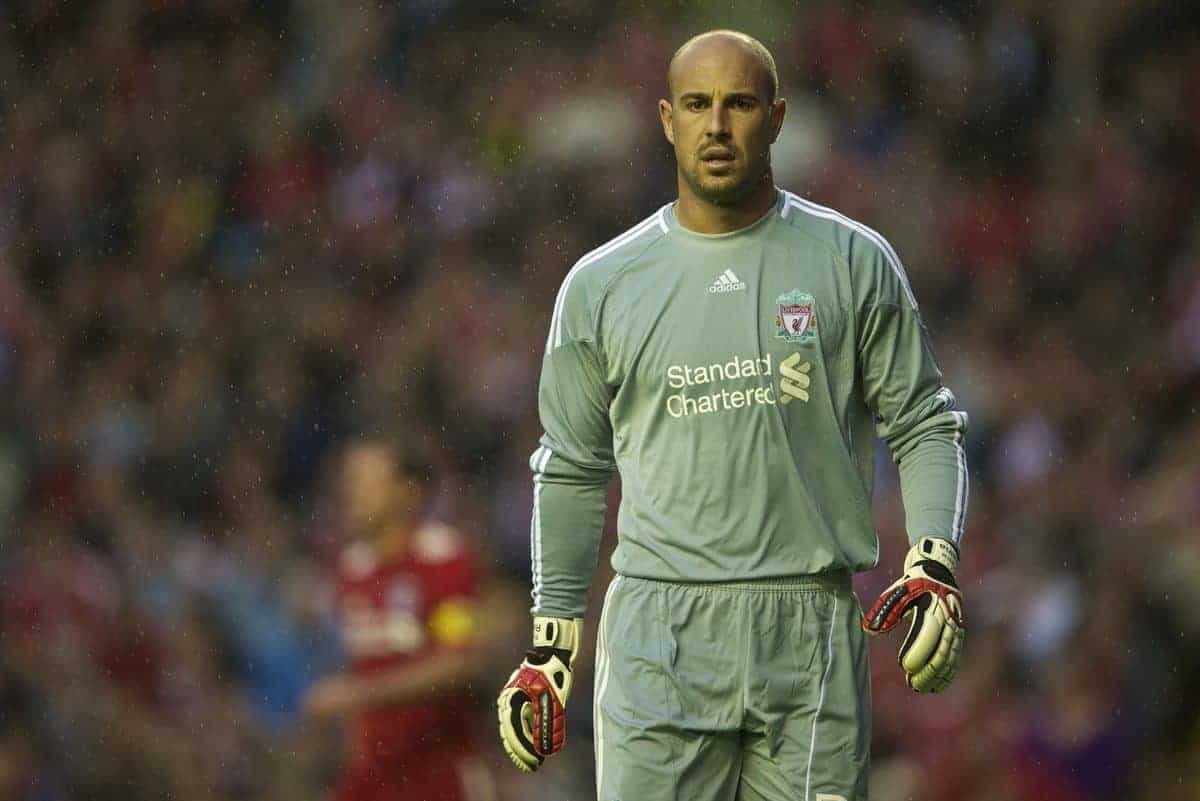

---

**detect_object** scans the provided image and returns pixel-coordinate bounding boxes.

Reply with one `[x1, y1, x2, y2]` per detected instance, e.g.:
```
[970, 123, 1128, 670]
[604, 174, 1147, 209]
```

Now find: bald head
[667, 30, 779, 104]
[658, 28, 786, 219]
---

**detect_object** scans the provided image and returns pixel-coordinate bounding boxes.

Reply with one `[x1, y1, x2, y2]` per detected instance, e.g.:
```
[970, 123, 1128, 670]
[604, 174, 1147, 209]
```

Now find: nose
[705, 100, 730, 139]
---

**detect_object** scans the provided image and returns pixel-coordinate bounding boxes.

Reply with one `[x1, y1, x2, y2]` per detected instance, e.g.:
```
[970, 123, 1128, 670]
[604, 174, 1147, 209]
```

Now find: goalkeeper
[499, 29, 968, 801]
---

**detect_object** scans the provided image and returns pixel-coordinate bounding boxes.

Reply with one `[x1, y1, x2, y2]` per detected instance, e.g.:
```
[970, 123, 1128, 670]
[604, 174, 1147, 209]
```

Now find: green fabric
[531, 188, 968, 618]
[593, 574, 870, 801]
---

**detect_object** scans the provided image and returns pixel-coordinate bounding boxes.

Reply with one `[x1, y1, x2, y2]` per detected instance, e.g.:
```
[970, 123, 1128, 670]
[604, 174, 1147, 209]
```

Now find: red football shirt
[334, 522, 480, 773]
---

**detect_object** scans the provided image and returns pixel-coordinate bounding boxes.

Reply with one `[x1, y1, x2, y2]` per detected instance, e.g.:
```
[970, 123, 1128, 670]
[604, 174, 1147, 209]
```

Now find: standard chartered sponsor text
[665, 354, 778, 418]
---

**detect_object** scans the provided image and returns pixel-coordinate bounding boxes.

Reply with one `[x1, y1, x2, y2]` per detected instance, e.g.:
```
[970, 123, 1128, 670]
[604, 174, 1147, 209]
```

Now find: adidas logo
[708, 269, 746, 294]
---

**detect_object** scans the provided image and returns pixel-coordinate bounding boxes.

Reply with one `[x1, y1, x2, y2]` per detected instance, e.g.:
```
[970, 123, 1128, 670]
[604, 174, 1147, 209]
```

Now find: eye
[733, 97, 756, 111]
[685, 98, 707, 111]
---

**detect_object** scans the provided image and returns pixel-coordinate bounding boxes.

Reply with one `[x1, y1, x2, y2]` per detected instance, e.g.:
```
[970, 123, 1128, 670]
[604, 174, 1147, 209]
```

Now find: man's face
[660, 41, 785, 205]
[339, 444, 398, 534]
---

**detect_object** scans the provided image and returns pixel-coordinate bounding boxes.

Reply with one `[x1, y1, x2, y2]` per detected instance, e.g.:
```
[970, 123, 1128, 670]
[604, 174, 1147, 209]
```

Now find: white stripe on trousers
[593, 575, 621, 800]
[804, 595, 840, 801]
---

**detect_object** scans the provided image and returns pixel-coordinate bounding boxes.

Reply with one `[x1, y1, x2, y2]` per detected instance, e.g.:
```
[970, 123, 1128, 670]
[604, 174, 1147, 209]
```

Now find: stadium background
[2, 0, 1198, 799]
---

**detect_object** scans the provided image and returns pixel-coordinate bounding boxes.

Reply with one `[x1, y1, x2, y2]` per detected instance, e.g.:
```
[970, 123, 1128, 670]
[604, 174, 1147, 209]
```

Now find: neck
[674, 172, 777, 234]
[363, 514, 417, 560]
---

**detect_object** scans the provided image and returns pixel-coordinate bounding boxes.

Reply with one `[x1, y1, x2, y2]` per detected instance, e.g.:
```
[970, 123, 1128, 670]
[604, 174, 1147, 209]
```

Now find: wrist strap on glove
[532, 615, 581, 661]
[904, 535, 958, 575]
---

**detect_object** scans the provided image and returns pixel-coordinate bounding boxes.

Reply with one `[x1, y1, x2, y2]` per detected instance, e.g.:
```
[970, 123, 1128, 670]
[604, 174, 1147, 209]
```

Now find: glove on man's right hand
[497, 616, 582, 772]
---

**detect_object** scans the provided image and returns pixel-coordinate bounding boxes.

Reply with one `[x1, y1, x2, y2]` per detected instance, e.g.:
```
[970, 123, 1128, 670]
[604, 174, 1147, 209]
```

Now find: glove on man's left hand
[863, 536, 964, 693]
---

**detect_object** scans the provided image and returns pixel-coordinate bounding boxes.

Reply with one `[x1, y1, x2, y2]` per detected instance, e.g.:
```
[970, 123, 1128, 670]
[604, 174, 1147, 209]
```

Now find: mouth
[700, 150, 736, 165]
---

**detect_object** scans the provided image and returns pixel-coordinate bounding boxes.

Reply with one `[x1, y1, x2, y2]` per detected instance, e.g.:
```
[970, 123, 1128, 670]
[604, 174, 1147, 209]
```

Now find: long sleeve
[854, 235, 969, 546]
[529, 270, 617, 617]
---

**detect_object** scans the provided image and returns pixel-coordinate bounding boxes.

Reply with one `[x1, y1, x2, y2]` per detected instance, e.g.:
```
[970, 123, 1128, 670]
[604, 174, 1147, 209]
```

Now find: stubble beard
[681, 151, 771, 208]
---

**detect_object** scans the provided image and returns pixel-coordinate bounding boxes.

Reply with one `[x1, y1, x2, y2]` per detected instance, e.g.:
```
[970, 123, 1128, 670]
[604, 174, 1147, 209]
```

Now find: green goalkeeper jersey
[530, 189, 968, 618]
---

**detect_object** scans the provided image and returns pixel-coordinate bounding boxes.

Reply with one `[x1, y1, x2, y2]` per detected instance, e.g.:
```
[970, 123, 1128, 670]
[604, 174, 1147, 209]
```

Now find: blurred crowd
[1, 0, 1198, 799]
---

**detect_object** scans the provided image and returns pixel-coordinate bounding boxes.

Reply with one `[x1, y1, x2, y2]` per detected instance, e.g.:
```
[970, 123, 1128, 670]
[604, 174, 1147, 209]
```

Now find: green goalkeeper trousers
[592, 572, 870, 801]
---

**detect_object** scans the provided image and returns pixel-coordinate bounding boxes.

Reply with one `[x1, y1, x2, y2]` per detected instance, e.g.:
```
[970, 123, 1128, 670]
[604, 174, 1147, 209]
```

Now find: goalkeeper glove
[863, 536, 964, 693]
[497, 616, 582, 772]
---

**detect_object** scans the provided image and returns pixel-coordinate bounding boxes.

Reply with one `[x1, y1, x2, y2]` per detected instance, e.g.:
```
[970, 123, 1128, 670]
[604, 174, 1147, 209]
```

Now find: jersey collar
[663, 188, 787, 242]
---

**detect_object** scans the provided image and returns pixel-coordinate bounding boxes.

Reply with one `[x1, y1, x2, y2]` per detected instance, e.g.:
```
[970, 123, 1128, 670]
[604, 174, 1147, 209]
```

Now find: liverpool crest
[775, 290, 818, 343]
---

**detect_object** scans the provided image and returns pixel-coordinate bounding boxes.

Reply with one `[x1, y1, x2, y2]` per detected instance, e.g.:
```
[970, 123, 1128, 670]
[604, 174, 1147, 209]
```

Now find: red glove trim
[864, 576, 962, 633]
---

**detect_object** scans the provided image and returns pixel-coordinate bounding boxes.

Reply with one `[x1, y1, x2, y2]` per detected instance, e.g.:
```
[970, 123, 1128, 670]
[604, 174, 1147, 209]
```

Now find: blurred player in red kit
[304, 438, 495, 801]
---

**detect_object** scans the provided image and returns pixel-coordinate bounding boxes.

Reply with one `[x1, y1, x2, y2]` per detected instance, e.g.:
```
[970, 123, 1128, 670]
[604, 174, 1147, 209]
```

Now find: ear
[769, 97, 786, 144]
[658, 98, 675, 146]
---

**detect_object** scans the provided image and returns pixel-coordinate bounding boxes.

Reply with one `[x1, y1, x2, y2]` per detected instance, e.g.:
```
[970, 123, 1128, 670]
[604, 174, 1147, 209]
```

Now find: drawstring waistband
[620, 570, 852, 594]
